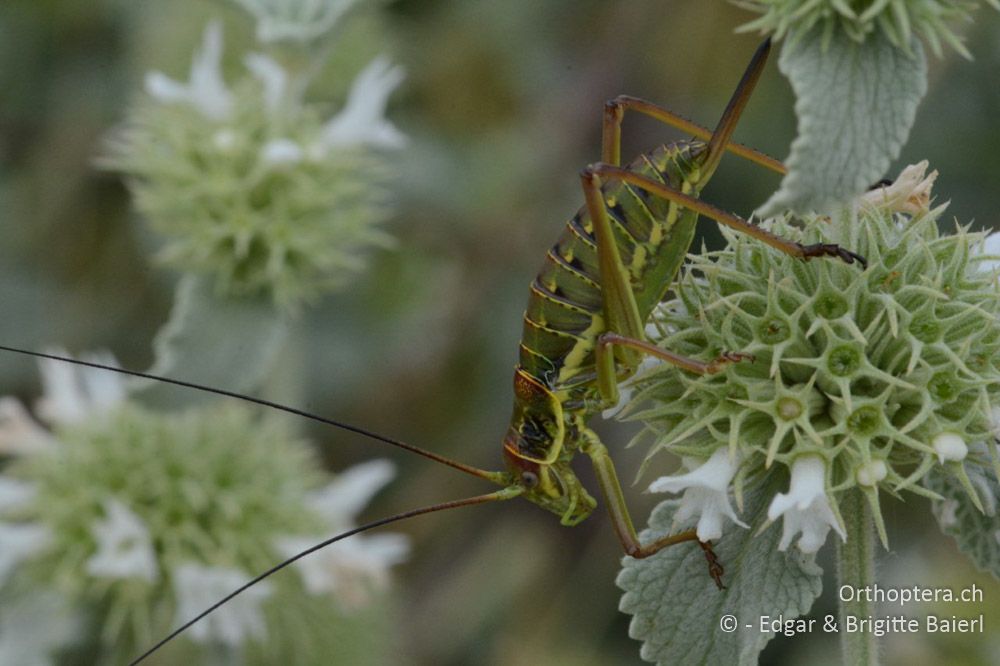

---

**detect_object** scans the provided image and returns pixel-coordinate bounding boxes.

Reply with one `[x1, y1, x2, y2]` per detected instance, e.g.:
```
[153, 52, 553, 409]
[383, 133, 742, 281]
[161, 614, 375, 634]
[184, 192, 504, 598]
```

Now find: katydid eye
[521, 471, 539, 488]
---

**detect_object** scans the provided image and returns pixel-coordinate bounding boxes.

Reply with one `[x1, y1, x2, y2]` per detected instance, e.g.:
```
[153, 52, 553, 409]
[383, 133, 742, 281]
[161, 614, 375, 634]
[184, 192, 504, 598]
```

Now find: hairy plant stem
[836, 489, 878, 666]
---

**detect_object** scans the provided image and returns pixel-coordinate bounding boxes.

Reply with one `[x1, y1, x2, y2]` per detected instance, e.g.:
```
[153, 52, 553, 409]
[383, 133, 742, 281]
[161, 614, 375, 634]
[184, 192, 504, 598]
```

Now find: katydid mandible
[0, 37, 867, 664]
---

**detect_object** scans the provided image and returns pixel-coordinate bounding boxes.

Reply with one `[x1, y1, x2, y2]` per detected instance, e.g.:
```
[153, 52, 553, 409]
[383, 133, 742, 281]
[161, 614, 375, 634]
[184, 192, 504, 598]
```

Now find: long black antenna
[0, 344, 507, 484]
[129, 486, 522, 665]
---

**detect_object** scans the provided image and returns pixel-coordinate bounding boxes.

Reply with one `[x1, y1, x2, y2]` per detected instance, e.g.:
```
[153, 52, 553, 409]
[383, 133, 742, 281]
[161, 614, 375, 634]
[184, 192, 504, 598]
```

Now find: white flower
[858, 161, 937, 216]
[0, 592, 78, 666]
[244, 53, 289, 113]
[35, 348, 125, 425]
[932, 432, 967, 463]
[260, 138, 305, 170]
[0, 478, 38, 512]
[306, 459, 397, 529]
[0, 399, 56, 456]
[935, 498, 960, 527]
[275, 460, 409, 606]
[145, 22, 232, 121]
[768, 455, 846, 553]
[648, 448, 747, 541]
[317, 56, 406, 152]
[0, 522, 52, 586]
[85, 498, 158, 583]
[275, 533, 408, 608]
[855, 459, 888, 487]
[233, 0, 358, 43]
[212, 128, 240, 153]
[173, 563, 273, 647]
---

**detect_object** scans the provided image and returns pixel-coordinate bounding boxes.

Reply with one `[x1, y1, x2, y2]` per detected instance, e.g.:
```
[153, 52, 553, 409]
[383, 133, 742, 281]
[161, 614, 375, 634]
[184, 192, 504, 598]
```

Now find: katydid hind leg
[603, 94, 786, 175]
[585, 165, 868, 268]
[582, 432, 725, 588]
[597, 332, 755, 376]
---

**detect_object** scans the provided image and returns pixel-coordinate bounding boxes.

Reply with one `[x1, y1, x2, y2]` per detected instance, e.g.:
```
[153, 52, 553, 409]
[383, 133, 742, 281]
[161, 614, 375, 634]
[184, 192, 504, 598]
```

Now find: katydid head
[505, 453, 597, 527]
[502, 369, 597, 525]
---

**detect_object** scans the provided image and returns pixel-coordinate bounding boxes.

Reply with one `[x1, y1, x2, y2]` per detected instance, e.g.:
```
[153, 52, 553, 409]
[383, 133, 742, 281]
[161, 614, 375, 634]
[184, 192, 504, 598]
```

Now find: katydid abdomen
[520, 142, 704, 404]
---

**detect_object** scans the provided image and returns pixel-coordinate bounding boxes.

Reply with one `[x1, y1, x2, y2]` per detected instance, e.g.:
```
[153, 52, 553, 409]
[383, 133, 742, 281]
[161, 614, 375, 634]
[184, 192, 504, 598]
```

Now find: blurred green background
[2, 1, 999, 664]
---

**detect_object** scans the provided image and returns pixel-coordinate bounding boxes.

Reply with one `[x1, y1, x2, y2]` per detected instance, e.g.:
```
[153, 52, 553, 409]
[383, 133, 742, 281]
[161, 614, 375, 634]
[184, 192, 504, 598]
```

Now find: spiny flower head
[104, 22, 406, 310]
[0, 353, 408, 663]
[734, 0, 1000, 57]
[626, 163, 1000, 551]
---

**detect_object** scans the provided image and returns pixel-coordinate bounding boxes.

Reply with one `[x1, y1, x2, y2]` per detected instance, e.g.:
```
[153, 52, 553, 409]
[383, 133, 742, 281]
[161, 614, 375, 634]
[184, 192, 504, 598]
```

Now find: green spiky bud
[626, 163, 1000, 550]
[734, 0, 1000, 57]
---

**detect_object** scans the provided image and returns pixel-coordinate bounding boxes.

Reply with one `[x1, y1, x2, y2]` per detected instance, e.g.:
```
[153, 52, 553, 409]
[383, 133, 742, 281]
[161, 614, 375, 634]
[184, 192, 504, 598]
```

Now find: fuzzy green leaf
[131, 275, 289, 408]
[758, 29, 927, 216]
[617, 479, 822, 665]
[925, 466, 1000, 578]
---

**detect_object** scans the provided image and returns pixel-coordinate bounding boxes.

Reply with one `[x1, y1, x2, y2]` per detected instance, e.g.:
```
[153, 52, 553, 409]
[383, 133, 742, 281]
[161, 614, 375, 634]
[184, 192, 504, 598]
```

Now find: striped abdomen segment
[518, 141, 705, 400]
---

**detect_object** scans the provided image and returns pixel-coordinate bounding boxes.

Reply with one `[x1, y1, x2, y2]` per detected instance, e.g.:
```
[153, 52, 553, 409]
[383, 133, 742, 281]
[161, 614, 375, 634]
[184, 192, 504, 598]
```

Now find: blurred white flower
[85, 498, 158, 582]
[306, 459, 396, 528]
[317, 56, 406, 152]
[648, 448, 747, 541]
[245, 53, 289, 112]
[232, 0, 359, 43]
[275, 460, 409, 606]
[0, 592, 78, 666]
[0, 522, 52, 585]
[0, 478, 38, 511]
[981, 232, 1000, 271]
[173, 563, 273, 647]
[261, 138, 305, 170]
[768, 455, 845, 553]
[275, 533, 408, 608]
[35, 349, 125, 425]
[145, 21, 232, 120]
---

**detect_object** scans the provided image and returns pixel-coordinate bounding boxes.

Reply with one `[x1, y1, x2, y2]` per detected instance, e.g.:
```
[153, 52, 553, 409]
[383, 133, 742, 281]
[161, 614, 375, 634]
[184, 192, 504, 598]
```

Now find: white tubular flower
[276, 460, 409, 606]
[768, 455, 846, 553]
[145, 21, 232, 121]
[855, 459, 888, 487]
[85, 499, 158, 583]
[307, 459, 397, 528]
[35, 349, 125, 425]
[233, 0, 358, 43]
[648, 448, 747, 541]
[932, 432, 967, 463]
[173, 563, 272, 647]
[858, 161, 937, 216]
[318, 56, 406, 151]
[0, 522, 52, 586]
[0, 399, 56, 456]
